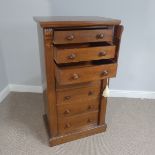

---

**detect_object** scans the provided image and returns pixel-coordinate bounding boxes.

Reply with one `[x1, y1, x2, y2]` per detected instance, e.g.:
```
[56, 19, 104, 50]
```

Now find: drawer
[56, 83, 100, 104]
[58, 111, 98, 134]
[55, 62, 117, 85]
[57, 99, 99, 117]
[56, 80, 101, 91]
[53, 29, 113, 44]
[54, 44, 116, 64]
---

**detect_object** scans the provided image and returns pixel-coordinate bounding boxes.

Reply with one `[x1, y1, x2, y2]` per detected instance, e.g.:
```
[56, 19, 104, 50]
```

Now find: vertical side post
[98, 79, 107, 126]
[43, 28, 58, 137]
[113, 25, 124, 62]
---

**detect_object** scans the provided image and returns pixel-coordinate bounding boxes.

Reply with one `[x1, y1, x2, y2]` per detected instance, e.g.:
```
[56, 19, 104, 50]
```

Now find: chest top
[34, 16, 121, 28]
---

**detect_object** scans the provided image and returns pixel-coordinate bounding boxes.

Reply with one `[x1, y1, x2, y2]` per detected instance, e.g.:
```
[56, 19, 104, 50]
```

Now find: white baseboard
[110, 90, 155, 99]
[0, 86, 10, 103]
[9, 84, 43, 93]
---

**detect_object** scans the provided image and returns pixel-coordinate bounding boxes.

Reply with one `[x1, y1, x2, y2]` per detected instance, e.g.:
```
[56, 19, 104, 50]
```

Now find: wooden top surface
[34, 16, 121, 28]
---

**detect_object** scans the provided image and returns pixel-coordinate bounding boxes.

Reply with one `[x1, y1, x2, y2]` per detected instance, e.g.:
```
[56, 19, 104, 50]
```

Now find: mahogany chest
[34, 16, 123, 146]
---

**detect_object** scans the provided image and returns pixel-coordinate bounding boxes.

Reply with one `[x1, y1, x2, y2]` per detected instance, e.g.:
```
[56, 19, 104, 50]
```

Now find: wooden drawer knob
[88, 91, 93, 96]
[87, 118, 93, 123]
[87, 105, 93, 110]
[65, 123, 72, 128]
[100, 70, 108, 76]
[98, 51, 107, 57]
[72, 73, 79, 80]
[68, 53, 76, 59]
[64, 109, 71, 115]
[64, 96, 71, 100]
[66, 34, 74, 41]
[96, 33, 104, 39]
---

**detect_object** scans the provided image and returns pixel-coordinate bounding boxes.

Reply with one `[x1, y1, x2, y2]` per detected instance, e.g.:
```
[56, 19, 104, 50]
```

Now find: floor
[0, 93, 155, 155]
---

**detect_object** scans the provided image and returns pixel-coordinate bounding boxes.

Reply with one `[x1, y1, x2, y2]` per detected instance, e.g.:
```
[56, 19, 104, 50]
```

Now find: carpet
[0, 92, 155, 155]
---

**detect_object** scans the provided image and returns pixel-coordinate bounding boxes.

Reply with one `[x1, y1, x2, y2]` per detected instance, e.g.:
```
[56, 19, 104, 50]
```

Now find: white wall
[0, 0, 155, 92]
[0, 0, 52, 86]
[51, 0, 155, 91]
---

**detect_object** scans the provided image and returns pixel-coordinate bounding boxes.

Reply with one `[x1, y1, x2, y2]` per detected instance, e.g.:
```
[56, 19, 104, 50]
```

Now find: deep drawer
[54, 44, 116, 64]
[55, 62, 117, 85]
[58, 111, 98, 135]
[53, 29, 113, 44]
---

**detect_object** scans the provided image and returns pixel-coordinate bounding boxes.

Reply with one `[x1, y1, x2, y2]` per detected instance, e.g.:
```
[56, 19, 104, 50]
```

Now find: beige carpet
[0, 93, 155, 155]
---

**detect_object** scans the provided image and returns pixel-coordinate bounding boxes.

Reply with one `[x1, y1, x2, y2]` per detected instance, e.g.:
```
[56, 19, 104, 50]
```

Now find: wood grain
[54, 45, 116, 63]
[35, 16, 123, 146]
[113, 25, 124, 62]
[34, 16, 121, 28]
[98, 79, 107, 125]
[53, 29, 113, 44]
[55, 63, 117, 85]
[56, 80, 101, 91]
[43, 28, 58, 137]
[49, 124, 106, 146]
[58, 111, 99, 135]
[57, 98, 99, 117]
[56, 83, 100, 104]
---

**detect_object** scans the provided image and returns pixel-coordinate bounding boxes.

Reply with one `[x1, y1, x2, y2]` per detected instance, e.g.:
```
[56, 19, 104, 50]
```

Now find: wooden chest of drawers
[34, 16, 123, 146]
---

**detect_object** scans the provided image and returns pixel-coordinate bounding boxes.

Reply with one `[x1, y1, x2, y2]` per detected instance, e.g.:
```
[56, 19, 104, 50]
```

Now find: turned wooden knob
[68, 53, 76, 59]
[98, 51, 106, 57]
[65, 123, 71, 128]
[88, 91, 93, 96]
[64, 96, 71, 100]
[87, 118, 93, 123]
[64, 109, 71, 115]
[87, 105, 93, 110]
[100, 70, 108, 76]
[66, 34, 74, 40]
[96, 33, 104, 39]
[72, 73, 79, 80]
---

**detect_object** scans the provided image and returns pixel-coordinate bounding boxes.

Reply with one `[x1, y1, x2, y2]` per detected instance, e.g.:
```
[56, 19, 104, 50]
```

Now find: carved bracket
[44, 28, 53, 48]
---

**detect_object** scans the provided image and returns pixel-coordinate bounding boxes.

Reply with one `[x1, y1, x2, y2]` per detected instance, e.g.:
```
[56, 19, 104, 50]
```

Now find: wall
[0, 0, 52, 86]
[0, 50, 8, 91]
[0, 0, 155, 92]
[51, 0, 155, 91]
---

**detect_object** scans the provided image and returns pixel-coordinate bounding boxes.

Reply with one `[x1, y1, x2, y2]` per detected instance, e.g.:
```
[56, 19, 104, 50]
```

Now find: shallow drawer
[56, 80, 100, 91]
[55, 62, 117, 85]
[53, 29, 113, 44]
[58, 111, 98, 135]
[56, 83, 100, 104]
[54, 44, 116, 64]
[57, 98, 99, 117]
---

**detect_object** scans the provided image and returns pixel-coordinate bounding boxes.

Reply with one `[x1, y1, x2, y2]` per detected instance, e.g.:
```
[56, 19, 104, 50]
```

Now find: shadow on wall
[0, 42, 8, 91]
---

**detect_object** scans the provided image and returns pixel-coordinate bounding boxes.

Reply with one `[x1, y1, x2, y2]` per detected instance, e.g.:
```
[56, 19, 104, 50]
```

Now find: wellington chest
[34, 16, 123, 146]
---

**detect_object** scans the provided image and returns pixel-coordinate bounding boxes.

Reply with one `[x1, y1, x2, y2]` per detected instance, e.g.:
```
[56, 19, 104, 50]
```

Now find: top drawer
[53, 29, 113, 44]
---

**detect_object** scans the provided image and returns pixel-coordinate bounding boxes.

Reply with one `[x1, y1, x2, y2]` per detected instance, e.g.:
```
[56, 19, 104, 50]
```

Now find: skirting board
[0, 86, 10, 103]
[0, 84, 43, 103]
[110, 90, 155, 99]
[1, 85, 155, 103]
[9, 84, 43, 93]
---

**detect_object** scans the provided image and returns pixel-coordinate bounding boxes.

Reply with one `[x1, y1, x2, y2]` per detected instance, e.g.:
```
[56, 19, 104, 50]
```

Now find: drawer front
[53, 29, 113, 44]
[56, 80, 101, 91]
[54, 45, 116, 64]
[57, 83, 100, 104]
[58, 111, 98, 134]
[57, 99, 99, 117]
[55, 63, 117, 85]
